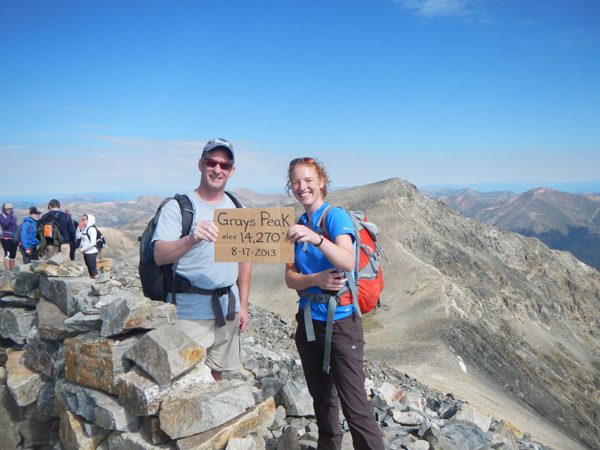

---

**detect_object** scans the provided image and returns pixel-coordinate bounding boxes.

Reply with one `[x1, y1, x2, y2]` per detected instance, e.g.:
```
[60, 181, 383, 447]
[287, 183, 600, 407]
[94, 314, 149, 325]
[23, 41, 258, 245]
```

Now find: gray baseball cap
[202, 138, 235, 163]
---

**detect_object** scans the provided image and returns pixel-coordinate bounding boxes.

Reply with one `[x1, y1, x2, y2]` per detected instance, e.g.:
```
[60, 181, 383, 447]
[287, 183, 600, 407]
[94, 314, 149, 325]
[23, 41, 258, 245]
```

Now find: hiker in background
[76, 216, 84, 256]
[38, 199, 76, 259]
[64, 210, 79, 260]
[152, 138, 252, 382]
[0, 202, 18, 270]
[284, 157, 384, 450]
[19, 207, 42, 264]
[79, 214, 99, 279]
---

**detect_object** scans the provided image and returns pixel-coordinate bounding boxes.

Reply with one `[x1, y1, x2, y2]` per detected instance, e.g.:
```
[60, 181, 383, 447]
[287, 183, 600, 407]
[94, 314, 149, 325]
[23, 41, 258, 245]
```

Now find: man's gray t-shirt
[151, 191, 240, 320]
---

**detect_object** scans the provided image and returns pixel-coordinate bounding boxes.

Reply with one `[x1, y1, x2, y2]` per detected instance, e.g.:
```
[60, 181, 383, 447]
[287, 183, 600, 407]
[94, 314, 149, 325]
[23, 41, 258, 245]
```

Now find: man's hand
[190, 220, 219, 244]
[238, 307, 249, 333]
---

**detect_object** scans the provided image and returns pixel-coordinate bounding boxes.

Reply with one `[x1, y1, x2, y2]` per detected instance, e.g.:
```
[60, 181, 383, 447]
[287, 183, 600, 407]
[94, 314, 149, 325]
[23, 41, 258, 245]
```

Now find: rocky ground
[242, 303, 555, 450]
[111, 258, 560, 450]
[0, 256, 567, 450]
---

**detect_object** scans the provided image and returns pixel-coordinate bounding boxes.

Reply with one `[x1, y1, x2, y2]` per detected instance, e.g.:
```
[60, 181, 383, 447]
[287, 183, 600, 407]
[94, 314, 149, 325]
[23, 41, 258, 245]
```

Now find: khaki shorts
[174, 314, 241, 373]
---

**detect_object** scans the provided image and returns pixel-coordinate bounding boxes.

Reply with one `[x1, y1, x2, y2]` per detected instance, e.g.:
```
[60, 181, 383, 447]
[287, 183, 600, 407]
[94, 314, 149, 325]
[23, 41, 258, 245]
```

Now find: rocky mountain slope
[426, 187, 600, 270]
[249, 178, 600, 450]
[1, 258, 563, 450]
[9, 180, 600, 449]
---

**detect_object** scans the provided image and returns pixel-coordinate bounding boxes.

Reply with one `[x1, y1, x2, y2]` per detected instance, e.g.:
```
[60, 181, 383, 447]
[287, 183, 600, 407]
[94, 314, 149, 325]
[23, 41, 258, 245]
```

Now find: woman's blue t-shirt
[295, 202, 356, 321]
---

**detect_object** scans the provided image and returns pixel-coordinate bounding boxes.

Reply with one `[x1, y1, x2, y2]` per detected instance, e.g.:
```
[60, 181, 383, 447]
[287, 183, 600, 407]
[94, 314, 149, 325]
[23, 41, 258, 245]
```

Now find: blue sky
[1, 0, 599, 200]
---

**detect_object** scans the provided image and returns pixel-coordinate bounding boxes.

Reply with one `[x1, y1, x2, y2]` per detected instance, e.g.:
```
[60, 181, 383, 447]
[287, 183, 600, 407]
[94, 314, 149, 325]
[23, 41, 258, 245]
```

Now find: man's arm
[237, 261, 252, 332]
[154, 236, 197, 266]
[154, 218, 220, 266]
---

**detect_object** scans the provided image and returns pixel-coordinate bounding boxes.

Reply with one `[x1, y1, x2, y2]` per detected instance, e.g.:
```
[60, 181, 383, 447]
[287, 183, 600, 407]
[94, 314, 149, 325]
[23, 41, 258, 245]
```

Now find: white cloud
[558, 29, 596, 48]
[397, 0, 474, 18]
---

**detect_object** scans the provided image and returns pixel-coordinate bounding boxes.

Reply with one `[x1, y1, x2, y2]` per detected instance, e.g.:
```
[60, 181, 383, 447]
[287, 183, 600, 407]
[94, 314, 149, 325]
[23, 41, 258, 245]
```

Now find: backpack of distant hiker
[138, 191, 242, 302]
[37, 212, 64, 245]
[297, 205, 386, 372]
[12, 222, 23, 245]
[86, 226, 105, 250]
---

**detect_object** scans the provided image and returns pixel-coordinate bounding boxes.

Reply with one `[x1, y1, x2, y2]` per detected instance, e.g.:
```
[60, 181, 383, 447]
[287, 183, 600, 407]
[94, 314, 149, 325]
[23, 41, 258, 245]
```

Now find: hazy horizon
[5, 179, 600, 207]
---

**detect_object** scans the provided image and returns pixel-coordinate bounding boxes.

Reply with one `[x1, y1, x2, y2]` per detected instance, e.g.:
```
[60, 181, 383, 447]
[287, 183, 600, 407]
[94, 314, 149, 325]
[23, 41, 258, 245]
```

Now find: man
[64, 210, 80, 260]
[153, 138, 252, 381]
[39, 199, 76, 259]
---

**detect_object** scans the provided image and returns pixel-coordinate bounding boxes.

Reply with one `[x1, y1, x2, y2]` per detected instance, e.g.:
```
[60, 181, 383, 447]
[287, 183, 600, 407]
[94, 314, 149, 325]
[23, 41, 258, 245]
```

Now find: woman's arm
[287, 224, 355, 272]
[285, 233, 354, 292]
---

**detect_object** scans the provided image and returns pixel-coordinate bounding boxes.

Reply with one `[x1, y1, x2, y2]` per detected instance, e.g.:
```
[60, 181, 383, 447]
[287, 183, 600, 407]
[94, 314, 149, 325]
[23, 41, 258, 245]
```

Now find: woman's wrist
[314, 235, 324, 247]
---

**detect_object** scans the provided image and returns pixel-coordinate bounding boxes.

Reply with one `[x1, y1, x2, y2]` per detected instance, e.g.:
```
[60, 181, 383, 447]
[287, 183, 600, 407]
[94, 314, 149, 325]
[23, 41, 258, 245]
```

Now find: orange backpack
[297, 206, 387, 372]
[317, 206, 385, 314]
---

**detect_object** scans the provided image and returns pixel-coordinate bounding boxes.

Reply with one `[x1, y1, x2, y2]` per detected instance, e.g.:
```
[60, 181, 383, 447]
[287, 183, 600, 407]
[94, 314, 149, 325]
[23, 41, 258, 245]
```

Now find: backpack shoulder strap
[317, 205, 341, 239]
[173, 194, 195, 237]
[224, 191, 243, 208]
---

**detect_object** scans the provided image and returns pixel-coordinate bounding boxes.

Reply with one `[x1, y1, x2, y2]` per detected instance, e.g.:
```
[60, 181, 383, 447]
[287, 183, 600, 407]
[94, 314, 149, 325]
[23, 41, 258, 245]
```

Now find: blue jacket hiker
[19, 207, 42, 264]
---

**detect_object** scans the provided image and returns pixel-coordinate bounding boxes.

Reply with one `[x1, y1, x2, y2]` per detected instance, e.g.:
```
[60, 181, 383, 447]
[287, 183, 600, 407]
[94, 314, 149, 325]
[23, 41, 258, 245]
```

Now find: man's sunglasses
[203, 158, 233, 171]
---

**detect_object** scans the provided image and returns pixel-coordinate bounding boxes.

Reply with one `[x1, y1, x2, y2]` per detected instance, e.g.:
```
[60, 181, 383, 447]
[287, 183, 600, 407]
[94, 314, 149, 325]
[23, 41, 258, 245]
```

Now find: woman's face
[290, 164, 325, 209]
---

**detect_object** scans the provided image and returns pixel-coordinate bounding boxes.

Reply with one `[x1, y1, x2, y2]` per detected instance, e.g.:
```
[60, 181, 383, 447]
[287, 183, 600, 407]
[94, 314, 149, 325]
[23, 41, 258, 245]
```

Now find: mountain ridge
[426, 187, 600, 270]
[250, 178, 600, 449]
[7, 180, 600, 448]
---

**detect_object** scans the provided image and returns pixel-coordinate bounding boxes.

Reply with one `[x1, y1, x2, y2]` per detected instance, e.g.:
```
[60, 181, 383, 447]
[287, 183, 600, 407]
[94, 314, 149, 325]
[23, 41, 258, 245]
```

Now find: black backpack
[86, 225, 106, 250]
[13, 222, 23, 244]
[138, 192, 242, 301]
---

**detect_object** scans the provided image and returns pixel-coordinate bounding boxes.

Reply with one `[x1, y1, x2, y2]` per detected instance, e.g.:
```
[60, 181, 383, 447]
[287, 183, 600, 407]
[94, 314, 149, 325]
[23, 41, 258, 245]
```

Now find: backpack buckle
[215, 286, 231, 297]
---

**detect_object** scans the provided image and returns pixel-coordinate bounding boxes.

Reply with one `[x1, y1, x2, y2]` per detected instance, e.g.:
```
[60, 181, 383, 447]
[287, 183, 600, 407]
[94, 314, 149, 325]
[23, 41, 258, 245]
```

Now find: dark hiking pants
[295, 310, 384, 450]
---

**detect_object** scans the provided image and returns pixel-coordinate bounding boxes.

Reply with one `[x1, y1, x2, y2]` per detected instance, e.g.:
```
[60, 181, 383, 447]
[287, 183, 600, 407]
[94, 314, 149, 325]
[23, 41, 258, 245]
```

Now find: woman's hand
[315, 268, 347, 292]
[287, 224, 321, 246]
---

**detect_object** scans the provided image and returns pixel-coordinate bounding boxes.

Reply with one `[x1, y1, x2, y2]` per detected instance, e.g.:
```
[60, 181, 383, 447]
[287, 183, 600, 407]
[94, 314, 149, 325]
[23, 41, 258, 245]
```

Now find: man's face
[198, 148, 235, 192]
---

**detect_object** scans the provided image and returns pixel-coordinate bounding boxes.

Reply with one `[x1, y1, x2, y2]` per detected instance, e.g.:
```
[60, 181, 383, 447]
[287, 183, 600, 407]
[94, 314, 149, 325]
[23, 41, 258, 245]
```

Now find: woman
[285, 157, 384, 450]
[79, 214, 98, 279]
[0, 202, 18, 270]
[19, 206, 42, 264]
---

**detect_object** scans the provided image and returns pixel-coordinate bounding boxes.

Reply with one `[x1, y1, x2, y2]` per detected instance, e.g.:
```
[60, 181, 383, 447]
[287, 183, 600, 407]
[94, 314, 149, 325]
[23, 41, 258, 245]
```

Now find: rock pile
[0, 257, 555, 450]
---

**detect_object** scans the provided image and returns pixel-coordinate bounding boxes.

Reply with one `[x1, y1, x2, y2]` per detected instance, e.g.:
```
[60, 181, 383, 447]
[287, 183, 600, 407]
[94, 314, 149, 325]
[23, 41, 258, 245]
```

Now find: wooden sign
[214, 207, 295, 263]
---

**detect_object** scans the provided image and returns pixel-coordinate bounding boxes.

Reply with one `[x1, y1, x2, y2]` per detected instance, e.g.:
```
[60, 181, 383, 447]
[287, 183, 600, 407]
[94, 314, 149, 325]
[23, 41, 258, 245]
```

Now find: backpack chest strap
[303, 295, 337, 374]
[188, 285, 236, 328]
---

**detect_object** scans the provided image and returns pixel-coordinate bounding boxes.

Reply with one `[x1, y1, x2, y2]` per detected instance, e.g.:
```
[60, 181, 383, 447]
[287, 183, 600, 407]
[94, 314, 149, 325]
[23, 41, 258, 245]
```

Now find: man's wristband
[314, 235, 324, 247]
